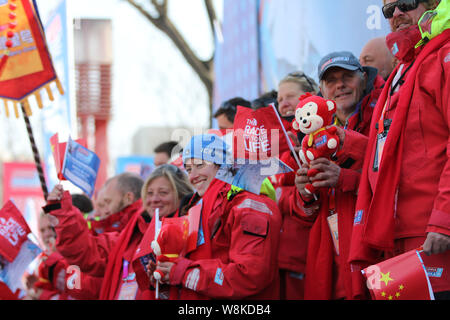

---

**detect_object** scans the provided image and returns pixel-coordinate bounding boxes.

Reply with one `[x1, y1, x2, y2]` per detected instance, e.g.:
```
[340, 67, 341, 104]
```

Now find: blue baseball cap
[182, 134, 232, 165]
[318, 51, 364, 80]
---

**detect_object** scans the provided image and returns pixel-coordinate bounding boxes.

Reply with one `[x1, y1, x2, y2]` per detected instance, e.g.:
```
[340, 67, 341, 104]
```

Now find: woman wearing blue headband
[154, 133, 282, 300]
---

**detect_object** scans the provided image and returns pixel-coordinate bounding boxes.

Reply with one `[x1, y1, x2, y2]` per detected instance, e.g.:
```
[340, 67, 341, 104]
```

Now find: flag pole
[21, 103, 48, 201]
[270, 103, 302, 168]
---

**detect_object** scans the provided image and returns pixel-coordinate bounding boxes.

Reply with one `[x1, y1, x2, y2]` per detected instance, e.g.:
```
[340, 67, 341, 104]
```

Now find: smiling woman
[151, 133, 282, 300]
[141, 164, 193, 219]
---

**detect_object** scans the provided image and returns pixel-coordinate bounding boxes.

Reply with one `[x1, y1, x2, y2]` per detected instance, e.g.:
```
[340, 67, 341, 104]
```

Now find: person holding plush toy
[292, 92, 340, 196]
[292, 51, 384, 300]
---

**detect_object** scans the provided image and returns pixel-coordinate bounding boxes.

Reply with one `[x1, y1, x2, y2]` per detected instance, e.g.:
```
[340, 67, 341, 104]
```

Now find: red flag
[184, 203, 201, 255]
[0, 0, 64, 117]
[0, 201, 31, 262]
[233, 105, 289, 161]
[363, 249, 434, 300]
[49, 133, 87, 181]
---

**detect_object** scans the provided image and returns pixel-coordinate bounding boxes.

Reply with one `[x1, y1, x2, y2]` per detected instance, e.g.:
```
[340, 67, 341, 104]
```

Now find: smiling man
[318, 51, 384, 129]
[341, 0, 450, 300]
[290, 53, 384, 299]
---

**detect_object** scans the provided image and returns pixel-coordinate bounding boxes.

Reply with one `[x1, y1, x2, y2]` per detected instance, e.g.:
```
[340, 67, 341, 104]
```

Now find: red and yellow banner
[0, 0, 63, 118]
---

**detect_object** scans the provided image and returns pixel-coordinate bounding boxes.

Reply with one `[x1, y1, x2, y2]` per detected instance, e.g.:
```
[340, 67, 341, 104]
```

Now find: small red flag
[232, 105, 290, 161]
[363, 249, 435, 300]
[0, 201, 31, 262]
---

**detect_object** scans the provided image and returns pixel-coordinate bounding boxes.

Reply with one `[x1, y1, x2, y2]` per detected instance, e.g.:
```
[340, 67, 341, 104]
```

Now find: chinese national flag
[363, 249, 434, 300]
[0, 201, 31, 263]
[233, 105, 289, 161]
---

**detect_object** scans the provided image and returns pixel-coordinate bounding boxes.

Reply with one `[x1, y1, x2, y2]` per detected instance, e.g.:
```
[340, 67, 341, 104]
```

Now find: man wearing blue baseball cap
[292, 51, 385, 299]
[317, 51, 385, 129]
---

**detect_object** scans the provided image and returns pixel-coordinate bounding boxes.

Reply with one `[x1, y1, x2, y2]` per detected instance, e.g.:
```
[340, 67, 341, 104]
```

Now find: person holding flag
[342, 0, 450, 300]
[42, 166, 192, 300]
[153, 134, 282, 299]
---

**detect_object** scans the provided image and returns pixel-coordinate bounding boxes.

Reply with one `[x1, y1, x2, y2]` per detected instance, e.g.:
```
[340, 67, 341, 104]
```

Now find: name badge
[373, 119, 392, 172]
[327, 213, 339, 256]
[118, 278, 138, 300]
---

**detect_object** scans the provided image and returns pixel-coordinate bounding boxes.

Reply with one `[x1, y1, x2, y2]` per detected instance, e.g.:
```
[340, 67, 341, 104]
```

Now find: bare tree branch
[204, 0, 217, 36]
[126, 0, 217, 125]
[150, 0, 168, 17]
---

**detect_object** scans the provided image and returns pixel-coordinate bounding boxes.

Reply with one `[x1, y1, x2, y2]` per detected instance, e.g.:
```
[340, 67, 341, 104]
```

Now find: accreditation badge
[327, 213, 339, 256]
[118, 278, 138, 300]
[373, 119, 392, 172]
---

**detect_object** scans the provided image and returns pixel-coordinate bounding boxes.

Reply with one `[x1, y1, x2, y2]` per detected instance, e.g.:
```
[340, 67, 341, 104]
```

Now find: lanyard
[122, 260, 136, 283]
[122, 260, 129, 282]
[378, 62, 415, 134]
[328, 188, 336, 215]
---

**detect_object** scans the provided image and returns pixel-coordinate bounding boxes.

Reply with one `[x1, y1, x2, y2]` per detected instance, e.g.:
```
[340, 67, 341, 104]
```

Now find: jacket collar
[386, 25, 423, 63]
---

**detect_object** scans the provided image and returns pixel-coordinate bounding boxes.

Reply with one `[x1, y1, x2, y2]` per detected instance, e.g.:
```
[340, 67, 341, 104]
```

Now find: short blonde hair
[141, 164, 193, 204]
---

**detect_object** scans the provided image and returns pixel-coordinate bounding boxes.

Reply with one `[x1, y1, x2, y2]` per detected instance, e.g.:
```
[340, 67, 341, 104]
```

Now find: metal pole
[21, 103, 48, 200]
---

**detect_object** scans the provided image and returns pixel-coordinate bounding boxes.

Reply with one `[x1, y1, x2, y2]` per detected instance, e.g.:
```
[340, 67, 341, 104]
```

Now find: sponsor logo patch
[426, 267, 444, 278]
[214, 268, 224, 286]
[354, 210, 364, 225]
[185, 268, 200, 291]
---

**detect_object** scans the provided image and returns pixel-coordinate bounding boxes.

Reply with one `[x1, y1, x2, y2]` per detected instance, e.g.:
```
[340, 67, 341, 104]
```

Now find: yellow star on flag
[399, 284, 404, 291]
[388, 295, 393, 300]
[380, 271, 394, 286]
[381, 292, 386, 297]
[396, 292, 401, 298]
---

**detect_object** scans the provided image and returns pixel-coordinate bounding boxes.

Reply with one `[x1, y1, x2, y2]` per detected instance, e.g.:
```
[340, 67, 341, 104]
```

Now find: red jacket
[292, 71, 384, 300]
[0, 282, 18, 300]
[348, 27, 450, 295]
[88, 205, 137, 235]
[33, 252, 72, 300]
[276, 186, 312, 275]
[169, 180, 282, 300]
[43, 192, 144, 299]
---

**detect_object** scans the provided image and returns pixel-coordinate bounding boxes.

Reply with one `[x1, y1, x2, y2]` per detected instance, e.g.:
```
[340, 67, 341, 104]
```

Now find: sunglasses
[382, 0, 427, 19]
[156, 164, 185, 178]
[287, 72, 317, 92]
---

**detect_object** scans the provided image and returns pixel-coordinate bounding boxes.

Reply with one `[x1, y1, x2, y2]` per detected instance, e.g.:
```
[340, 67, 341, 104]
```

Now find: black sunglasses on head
[287, 72, 317, 93]
[382, 0, 427, 19]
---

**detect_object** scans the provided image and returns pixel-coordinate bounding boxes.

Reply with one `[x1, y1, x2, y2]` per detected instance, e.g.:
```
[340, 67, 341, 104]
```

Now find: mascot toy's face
[296, 101, 323, 135]
[293, 95, 336, 135]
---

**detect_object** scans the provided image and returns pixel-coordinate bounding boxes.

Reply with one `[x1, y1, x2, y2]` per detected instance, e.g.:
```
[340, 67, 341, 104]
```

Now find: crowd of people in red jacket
[1, 0, 449, 301]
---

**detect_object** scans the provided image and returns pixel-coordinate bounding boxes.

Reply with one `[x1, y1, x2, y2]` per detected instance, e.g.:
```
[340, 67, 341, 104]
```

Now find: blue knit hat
[182, 134, 231, 165]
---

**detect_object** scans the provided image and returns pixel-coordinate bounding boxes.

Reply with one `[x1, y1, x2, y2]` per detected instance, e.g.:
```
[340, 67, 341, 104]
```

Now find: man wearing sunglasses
[341, 0, 450, 299]
[382, 0, 438, 31]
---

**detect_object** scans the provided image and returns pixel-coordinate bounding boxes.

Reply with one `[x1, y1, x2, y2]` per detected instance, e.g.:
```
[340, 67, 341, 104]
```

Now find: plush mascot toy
[151, 219, 188, 282]
[292, 93, 339, 195]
